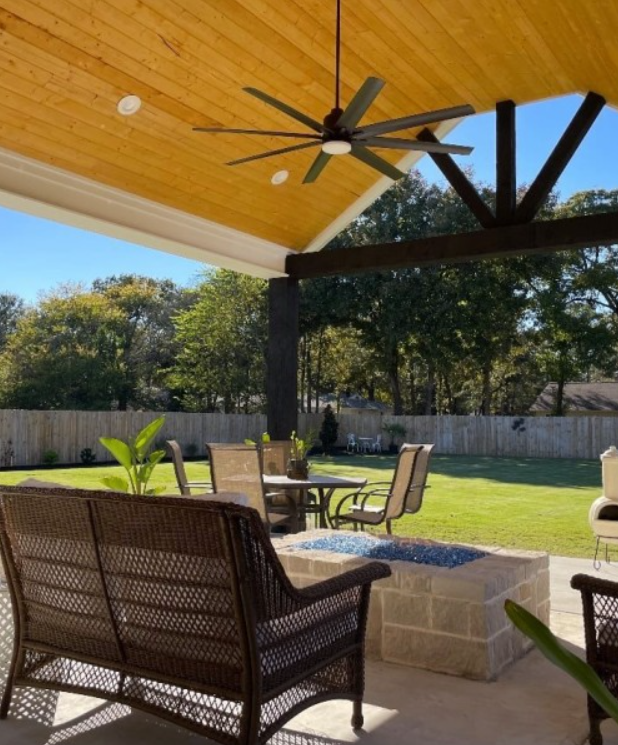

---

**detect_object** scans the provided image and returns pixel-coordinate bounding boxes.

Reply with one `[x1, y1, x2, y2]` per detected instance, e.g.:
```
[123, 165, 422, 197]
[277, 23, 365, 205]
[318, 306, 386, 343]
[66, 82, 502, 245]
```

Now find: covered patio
[1, 2, 618, 743]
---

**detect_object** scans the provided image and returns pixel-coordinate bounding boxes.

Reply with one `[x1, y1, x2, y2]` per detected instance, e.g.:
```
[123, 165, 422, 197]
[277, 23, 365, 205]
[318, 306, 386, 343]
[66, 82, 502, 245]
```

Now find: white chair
[346, 433, 358, 453]
[372, 434, 382, 453]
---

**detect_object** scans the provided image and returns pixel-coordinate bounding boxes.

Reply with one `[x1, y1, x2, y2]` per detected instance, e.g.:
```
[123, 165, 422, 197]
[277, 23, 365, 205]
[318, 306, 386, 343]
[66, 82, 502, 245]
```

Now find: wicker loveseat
[0, 485, 390, 745]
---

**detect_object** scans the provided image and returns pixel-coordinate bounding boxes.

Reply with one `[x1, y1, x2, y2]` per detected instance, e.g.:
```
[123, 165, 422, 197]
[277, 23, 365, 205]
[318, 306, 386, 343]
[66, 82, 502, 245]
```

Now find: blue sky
[1, 94, 616, 303]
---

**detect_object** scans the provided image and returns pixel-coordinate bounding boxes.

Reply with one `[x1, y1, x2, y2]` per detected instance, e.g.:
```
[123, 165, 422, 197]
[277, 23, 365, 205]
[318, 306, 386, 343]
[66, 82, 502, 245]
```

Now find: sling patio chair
[0, 484, 391, 745]
[327, 443, 435, 534]
[206, 442, 299, 533]
[165, 439, 213, 495]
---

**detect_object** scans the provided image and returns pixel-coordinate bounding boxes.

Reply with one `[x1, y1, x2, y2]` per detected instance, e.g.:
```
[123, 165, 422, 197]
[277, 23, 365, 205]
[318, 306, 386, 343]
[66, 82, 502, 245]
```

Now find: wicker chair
[165, 439, 213, 495]
[571, 573, 618, 745]
[328, 443, 434, 534]
[206, 442, 299, 533]
[0, 485, 391, 745]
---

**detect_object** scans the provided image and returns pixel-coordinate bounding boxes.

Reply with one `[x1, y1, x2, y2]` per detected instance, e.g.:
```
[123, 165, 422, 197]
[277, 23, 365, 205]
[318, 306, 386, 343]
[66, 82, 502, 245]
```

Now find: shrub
[42, 449, 59, 467]
[80, 447, 97, 465]
[184, 443, 198, 458]
[319, 405, 339, 453]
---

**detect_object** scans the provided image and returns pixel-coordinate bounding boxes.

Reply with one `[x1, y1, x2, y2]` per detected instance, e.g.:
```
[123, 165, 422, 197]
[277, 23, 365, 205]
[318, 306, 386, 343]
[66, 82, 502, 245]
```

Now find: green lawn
[0, 453, 602, 558]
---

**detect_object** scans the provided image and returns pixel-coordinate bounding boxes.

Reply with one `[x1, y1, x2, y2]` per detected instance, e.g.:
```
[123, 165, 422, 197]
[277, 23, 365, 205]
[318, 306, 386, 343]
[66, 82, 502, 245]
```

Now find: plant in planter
[382, 422, 407, 454]
[287, 430, 316, 479]
[99, 416, 166, 495]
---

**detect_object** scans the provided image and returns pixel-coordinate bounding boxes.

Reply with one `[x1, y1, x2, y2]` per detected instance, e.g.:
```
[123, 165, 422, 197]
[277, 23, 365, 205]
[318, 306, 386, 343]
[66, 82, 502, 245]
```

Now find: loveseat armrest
[295, 561, 391, 605]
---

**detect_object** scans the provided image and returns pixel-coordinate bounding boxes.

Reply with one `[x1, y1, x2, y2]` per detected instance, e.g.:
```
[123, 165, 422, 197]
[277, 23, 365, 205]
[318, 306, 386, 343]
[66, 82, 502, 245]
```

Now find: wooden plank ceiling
[0, 0, 616, 253]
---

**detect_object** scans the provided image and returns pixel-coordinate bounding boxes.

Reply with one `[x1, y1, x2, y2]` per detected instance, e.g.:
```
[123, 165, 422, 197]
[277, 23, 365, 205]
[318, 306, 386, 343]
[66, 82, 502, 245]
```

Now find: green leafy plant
[42, 449, 59, 467]
[290, 429, 316, 461]
[99, 416, 166, 495]
[80, 447, 97, 465]
[505, 599, 618, 723]
[382, 422, 407, 452]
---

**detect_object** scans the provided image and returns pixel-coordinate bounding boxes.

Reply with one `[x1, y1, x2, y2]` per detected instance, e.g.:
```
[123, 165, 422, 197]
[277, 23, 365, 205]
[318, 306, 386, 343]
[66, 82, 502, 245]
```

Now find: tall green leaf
[505, 599, 618, 722]
[99, 437, 133, 471]
[101, 475, 129, 493]
[133, 416, 166, 459]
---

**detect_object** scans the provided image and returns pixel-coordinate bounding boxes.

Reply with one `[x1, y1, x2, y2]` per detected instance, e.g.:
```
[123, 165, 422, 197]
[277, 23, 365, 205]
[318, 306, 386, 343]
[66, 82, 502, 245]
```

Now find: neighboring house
[314, 393, 392, 416]
[530, 382, 618, 416]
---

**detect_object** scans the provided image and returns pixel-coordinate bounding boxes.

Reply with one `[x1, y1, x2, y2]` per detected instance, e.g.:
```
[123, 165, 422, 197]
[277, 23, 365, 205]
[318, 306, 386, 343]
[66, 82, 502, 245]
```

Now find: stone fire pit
[275, 530, 549, 681]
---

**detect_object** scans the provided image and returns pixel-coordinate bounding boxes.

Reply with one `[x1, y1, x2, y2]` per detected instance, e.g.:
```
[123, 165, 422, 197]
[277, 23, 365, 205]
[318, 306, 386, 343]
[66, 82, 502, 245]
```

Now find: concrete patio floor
[3, 554, 618, 745]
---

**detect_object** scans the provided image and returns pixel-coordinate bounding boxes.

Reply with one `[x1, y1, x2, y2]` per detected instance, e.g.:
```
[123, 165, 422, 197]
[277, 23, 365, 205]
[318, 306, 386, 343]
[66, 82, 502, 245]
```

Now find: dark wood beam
[417, 128, 496, 228]
[496, 100, 516, 225]
[286, 211, 618, 279]
[267, 278, 298, 439]
[516, 91, 606, 223]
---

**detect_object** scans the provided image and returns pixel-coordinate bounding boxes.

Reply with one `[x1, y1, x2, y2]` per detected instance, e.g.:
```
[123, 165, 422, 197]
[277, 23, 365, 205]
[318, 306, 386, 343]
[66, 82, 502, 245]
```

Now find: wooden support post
[417, 128, 496, 228]
[267, 277, 299, 440]
[516, 92, 606, 223]
[496, 100, 516, 225]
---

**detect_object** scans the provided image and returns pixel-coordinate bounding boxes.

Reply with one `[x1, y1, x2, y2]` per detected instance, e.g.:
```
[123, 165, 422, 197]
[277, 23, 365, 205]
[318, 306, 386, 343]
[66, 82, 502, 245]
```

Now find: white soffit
[0, 147, 290, 279]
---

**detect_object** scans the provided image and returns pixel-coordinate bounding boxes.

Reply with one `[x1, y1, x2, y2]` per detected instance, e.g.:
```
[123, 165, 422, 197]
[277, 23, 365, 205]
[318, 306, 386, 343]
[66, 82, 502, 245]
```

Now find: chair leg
[0, 679, 13, 719]
[386, 520, 392, 535]
[352, 700, 364, 730]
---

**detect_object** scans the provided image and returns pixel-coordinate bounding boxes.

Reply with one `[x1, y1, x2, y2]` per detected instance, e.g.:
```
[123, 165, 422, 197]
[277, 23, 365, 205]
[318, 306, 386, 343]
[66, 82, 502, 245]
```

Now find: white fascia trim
[303, 120, 460, 252]
[0, 147, 291, 279]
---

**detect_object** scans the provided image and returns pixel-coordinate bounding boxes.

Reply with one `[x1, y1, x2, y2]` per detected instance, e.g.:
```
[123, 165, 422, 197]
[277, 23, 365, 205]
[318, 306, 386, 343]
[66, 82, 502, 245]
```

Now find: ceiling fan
[194, 0, 475, 184]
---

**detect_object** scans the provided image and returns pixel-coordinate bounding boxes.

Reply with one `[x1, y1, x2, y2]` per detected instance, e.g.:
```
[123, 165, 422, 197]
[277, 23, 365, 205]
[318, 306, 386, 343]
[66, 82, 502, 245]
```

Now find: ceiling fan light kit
[194, 0, 475, 183]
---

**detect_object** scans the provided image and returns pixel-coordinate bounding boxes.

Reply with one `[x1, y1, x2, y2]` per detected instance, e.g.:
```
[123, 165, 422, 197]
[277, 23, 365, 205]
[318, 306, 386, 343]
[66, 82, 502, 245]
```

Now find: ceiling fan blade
[350, 145, 406, 181]
[303, 151, 333, 184]
[244, 87, 325, 133]
[193, 126, 321, 139]
[227, 141, 321, 166]
[357, 136, 473, 156]
[337, 77, 386, 130]
[357, 104, 476, 137]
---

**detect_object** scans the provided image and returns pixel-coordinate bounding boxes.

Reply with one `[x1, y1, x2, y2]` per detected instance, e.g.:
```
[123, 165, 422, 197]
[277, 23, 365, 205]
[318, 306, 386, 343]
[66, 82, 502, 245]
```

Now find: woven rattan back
[0, 488, 252, 695]
[402, 443, 435, 514]
[166, 439, 190, 495]
[261, 440, 292, 476]
[383, 445, 423, 522]
[206, 443, 268, 521]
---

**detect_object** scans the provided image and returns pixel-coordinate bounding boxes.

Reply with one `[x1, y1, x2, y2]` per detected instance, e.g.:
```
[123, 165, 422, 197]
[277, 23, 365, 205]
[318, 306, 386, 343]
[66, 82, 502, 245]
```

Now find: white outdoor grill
[590, 446, 618, 567]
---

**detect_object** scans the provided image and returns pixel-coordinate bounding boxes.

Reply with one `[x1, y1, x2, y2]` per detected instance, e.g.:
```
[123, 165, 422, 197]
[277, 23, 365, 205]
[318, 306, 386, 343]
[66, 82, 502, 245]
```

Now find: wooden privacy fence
[1, 409, 618, 467]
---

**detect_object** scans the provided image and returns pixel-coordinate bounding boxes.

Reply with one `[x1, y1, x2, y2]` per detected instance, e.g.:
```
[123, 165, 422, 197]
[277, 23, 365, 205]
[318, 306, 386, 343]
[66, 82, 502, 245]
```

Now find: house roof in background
[530, 382, 618, 413]
[0, 2, 616, 276]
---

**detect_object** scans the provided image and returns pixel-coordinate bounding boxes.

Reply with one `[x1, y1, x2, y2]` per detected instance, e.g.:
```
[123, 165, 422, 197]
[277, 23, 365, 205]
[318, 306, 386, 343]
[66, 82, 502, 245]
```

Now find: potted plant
[382, 422, 407, 454]
[287, 430, 315, 479]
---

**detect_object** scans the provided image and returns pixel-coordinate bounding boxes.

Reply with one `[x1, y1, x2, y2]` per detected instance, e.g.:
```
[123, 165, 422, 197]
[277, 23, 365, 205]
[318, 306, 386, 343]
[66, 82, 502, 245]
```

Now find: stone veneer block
[275, 530, 550, 681]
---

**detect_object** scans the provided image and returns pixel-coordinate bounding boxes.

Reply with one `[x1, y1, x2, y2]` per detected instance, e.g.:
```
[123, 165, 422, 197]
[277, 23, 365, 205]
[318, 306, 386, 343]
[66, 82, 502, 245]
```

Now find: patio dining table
[263, 473, 367, 530]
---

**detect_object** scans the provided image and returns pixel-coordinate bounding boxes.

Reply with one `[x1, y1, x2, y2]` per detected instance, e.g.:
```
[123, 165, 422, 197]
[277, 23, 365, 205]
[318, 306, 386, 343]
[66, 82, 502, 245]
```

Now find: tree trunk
[299, 336, 306, 413]
[314, 330, 323, 413]
[388, 351, 403, 415]
[424, 366, 435, 415]
[306, 340, 312, 413]
[480, 362, 492, 415]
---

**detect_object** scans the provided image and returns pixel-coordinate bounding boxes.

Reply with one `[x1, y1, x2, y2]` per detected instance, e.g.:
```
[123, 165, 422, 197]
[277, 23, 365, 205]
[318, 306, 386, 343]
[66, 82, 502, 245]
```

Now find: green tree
[0, 288, 123, 409]
[92, 275, 189, 410]
[0, 292, 25, 350]
[170, 270, 267, 412]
